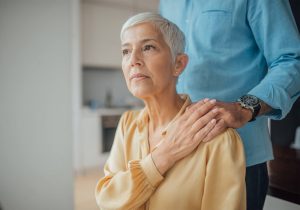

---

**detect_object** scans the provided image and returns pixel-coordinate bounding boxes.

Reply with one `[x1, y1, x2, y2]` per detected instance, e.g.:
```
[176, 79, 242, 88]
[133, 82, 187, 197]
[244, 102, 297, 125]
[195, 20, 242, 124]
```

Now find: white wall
[0, 0, 79, 209]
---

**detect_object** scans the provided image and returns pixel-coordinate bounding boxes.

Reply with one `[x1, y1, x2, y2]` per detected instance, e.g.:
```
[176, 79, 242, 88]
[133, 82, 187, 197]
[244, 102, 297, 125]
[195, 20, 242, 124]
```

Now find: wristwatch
[237, 94, 261, 122]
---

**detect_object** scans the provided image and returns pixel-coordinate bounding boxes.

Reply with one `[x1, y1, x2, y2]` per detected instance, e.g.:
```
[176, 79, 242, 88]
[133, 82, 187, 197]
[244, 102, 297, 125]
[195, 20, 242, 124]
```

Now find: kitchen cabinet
[269, 98, 300, 205]
[81, 0, 159, 68]
[78, 107, 126, 172]
[80, 110, 102, 170]
[268, 145, 300, 205]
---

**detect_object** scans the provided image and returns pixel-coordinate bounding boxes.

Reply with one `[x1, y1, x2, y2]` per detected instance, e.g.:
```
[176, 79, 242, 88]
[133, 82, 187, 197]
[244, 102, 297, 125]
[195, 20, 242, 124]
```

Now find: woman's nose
[130, 50, 142, 67]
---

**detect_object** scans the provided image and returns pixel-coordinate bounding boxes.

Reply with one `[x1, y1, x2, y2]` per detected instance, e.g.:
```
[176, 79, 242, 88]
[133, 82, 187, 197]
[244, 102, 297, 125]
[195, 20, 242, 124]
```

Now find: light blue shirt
[160, 0, 300, 166]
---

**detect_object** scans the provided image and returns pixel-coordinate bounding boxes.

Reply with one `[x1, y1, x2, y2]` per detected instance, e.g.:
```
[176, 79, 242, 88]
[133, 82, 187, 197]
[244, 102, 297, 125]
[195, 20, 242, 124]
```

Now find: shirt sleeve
[95, 112, 164, 210]
[201, 128, 246, 210]
[247, 0, 300, 119]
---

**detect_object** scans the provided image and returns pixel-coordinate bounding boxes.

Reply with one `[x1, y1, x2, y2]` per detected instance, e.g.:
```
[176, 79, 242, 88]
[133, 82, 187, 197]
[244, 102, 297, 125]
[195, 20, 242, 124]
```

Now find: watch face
[241, 95, 259, 106]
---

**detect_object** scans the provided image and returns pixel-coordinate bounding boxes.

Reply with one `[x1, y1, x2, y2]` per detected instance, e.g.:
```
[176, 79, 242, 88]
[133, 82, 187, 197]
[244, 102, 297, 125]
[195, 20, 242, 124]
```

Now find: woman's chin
[130, 89, 152, 100]
[131, 92, 147, 100]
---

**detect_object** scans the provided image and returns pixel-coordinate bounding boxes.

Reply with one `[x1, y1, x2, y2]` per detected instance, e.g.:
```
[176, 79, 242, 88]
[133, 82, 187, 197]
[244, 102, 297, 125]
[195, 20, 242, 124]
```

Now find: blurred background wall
[0, 0, 80, 209]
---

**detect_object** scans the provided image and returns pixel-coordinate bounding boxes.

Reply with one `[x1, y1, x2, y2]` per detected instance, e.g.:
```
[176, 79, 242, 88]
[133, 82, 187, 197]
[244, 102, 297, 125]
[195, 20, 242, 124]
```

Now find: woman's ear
[173, 54, 188, 76]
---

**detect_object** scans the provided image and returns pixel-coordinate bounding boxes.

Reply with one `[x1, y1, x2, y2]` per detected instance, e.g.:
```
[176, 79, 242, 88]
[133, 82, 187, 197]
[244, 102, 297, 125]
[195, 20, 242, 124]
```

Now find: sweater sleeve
[95, 112, 164, 210]
[200, 128, 246, 210]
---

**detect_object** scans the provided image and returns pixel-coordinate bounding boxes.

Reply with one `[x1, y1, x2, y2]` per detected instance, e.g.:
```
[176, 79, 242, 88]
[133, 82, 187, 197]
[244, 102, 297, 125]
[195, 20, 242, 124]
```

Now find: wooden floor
[74, 167, 104, 210]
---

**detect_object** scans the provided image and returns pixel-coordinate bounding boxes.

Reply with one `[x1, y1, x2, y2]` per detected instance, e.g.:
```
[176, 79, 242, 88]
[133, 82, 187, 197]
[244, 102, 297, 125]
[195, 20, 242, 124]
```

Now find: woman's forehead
[121, 22, 164, 43]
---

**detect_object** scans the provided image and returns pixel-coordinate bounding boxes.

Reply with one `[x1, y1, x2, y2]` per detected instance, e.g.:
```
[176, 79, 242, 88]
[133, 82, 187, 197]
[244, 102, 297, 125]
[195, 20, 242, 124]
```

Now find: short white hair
[120, 12, 186, 61]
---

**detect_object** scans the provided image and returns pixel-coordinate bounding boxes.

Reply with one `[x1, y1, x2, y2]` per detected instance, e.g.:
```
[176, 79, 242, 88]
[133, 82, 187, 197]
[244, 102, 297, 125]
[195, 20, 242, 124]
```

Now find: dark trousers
[246, 162, 269, 210]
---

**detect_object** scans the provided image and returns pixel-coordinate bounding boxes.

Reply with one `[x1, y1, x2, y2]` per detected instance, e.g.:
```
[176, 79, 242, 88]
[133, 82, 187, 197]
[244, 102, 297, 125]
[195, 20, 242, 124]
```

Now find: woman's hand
[151, 99, 218, 175]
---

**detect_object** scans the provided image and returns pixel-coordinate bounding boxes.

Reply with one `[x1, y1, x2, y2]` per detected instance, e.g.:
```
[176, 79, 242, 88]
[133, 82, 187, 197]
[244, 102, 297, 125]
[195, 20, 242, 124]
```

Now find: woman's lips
[129, 73, 149, 81]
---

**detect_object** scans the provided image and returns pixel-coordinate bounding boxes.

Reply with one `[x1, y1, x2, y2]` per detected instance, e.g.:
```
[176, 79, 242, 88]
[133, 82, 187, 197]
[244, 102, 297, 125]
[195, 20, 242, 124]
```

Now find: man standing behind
[160, 0, 300, 210]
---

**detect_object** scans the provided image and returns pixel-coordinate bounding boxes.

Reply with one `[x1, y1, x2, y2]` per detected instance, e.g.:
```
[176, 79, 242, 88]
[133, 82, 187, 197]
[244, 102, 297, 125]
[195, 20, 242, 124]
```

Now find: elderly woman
[95, 13, 246, 210]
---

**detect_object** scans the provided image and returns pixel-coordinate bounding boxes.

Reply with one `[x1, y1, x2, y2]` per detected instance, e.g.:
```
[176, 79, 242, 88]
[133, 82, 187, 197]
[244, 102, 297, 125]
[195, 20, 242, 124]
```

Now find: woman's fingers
[190, 107, 219, 132]
[193, 118, 217, 142]
[186, 98, 209, 111]
[202, 119, 227, 142]
[183, 99, 217, 123]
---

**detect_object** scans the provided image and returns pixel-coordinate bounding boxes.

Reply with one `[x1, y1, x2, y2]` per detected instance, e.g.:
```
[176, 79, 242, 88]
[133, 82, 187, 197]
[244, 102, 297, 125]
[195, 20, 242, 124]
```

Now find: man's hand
[201, 99, 273, 142]
[215, 101, 253, 128]
[202, 101, 253, 142]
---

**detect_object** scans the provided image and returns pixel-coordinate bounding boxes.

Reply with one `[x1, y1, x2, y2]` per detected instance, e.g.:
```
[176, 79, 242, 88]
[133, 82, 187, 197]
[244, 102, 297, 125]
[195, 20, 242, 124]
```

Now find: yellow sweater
[95, 95, 246, 210]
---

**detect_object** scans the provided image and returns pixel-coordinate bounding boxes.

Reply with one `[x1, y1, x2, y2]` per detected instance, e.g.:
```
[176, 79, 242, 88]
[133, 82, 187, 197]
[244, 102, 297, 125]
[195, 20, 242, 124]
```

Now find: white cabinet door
[81, 3, 133, 68]
[80, 114, 102, 169]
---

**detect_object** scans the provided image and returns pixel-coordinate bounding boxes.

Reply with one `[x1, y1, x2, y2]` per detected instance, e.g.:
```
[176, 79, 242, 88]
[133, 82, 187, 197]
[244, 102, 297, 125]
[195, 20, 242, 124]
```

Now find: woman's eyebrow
[140, 38, 157, 43]
[121, 43, 130, 47]
[121, 38, 158, 47]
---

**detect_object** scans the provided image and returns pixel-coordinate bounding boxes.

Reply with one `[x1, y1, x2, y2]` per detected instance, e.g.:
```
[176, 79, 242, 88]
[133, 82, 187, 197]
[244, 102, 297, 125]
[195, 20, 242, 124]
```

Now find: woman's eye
[143, 45, 155, 51]
[122, 49, 129, 56]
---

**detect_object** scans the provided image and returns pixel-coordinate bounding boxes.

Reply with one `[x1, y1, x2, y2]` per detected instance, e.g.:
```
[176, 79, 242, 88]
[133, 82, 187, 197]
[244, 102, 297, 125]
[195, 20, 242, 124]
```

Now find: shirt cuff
[140, 154, 164, 188]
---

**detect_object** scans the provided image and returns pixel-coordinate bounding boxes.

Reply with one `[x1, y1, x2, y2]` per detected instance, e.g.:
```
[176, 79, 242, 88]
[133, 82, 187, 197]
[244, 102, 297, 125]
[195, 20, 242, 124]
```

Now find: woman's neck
[145, 93, 184, 132]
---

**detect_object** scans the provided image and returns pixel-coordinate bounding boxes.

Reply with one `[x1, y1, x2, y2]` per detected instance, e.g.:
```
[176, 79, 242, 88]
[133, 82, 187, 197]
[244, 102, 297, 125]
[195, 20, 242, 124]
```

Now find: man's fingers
[202, 119, 227, 142]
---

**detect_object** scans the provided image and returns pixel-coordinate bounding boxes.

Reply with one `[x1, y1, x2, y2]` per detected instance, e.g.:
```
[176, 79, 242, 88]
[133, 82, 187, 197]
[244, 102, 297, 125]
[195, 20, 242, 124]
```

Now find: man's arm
[203, 0, 300, 142]
[246, 0, 300, 119]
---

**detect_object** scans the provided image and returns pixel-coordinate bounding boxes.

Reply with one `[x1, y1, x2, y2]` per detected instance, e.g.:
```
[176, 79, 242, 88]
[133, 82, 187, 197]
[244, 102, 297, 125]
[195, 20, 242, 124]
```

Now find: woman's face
[121, 22, 177, 100]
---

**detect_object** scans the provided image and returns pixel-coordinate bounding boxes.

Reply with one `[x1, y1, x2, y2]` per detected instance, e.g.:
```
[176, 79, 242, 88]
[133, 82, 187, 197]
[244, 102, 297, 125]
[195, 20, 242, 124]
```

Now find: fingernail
[203, 98, 209, 103]
[210, 99, 216, 104]
[212, 108, 218, 113]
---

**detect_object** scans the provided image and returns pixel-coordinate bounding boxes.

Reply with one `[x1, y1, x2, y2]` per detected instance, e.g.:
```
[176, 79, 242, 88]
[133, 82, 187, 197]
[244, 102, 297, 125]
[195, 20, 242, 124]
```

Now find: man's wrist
[235, 102, 253, 122]
[259, 101, 273, 116]
[237, 94, 261, 122]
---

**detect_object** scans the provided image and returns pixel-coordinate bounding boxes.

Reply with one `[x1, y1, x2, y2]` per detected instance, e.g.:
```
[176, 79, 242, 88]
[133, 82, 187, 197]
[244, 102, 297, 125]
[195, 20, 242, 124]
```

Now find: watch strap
[237, 95, 261, 122]
[249, 104, 260, 122]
